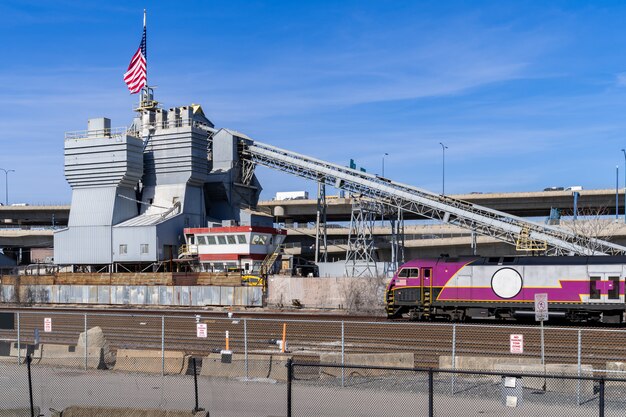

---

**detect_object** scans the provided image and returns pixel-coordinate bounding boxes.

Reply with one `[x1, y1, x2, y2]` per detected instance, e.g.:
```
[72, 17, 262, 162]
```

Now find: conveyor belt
[241, 140, 626, 256]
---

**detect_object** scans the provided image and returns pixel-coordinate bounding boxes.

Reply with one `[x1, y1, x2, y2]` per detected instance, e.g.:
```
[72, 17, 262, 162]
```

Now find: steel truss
[345, 197, 379, 277]
[242, 141, 626, 256]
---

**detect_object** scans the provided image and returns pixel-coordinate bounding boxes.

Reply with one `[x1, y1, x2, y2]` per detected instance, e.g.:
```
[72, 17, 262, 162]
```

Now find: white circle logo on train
[491, 268, 523, 299]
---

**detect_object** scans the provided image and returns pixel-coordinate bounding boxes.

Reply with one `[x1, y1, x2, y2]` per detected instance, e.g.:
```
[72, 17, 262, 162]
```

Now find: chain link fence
[3, 310, 626, 415]
[289, 361, 626, 417]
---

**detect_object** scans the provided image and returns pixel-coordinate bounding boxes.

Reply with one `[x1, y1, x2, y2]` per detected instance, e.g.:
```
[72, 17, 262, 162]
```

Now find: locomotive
[385, 256, 626, 323]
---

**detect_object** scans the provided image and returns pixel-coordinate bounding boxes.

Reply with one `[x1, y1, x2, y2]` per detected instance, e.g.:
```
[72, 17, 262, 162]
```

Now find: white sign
[510, 334, 524, 354]
[534, 293, 549, 322]
[196, 323, 207, 338]
[44, 317, 52, 333]
[504, 377, 517, 388]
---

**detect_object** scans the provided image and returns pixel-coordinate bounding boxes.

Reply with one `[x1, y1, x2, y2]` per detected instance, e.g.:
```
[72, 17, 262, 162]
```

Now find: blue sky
[3, 1, 626, 204]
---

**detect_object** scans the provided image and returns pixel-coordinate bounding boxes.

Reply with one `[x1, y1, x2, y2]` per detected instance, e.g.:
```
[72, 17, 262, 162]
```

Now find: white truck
[275, 191, 309, 201]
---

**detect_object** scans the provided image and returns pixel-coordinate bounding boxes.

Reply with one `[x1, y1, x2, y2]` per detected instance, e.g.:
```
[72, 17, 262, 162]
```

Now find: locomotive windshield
[398, 268, 419, 278]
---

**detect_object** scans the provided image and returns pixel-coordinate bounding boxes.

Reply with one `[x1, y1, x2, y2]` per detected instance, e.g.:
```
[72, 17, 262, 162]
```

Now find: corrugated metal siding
[68, 188, 117, 226]
[64, 135, 143, 189]
[54, 225, 112, 264]
[112, 226, 157, 262]
[1, 285, 15, 302]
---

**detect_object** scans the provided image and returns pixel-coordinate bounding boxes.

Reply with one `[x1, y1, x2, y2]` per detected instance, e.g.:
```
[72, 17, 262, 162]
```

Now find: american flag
[123, 13, 147, 94]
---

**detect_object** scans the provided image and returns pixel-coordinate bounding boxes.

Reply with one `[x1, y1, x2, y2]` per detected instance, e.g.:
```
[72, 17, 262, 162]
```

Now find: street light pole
[615, 165, 619, 221]
[439, 143, 448, 195]
[0, 168, 15, 206]
[622, 149, 626, 223]
[382, 153, 389, 177]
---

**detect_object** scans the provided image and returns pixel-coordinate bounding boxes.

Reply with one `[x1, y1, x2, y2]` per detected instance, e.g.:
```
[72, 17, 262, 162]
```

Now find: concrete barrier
[51, 406, 207, 417]
[0, 407, 40, 417]
[319, 353, 414, 378]
[200, 353, 272, 379]
[38, 344, 104, 369]
[493, 363, 595, 395]
[113, 349, 188, 375]
[9, 343, 41, 363]
[439, 355, 541, 372]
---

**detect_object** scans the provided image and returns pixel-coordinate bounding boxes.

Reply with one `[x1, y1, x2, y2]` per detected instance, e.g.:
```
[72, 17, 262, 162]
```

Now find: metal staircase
[240, 140, 626, 256]
[259, 244, 283, 276]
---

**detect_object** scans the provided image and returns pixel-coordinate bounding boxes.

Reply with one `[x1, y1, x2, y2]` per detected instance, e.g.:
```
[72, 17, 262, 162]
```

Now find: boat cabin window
[227, 235, 236, 244]
[398, 268, 419, 278]
[217, 235, 227, 245]
[237, 235, 247, 244]
[252, 234, 268, 245]
[206, 235, 216, 245]
[197, 236, 207, 245]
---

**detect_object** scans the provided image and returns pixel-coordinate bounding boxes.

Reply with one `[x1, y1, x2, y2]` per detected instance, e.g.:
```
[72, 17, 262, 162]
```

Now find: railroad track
[2, 306, 626, 370]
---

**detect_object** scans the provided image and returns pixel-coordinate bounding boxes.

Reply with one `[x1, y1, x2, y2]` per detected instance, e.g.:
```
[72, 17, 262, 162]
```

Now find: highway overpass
[1, 189, 625, 259]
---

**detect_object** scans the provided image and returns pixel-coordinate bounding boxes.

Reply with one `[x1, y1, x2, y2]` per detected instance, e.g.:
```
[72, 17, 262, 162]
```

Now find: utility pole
[439, 143, 448, 195]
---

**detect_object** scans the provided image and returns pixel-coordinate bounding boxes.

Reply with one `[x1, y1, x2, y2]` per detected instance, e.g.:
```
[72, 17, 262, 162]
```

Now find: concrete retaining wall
[267, 275, 387, 310]
[113, 349, 188, 375]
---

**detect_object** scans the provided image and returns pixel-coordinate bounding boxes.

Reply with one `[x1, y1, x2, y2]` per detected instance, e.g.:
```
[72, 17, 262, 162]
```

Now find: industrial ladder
[240, 140, 626, 256]
[259, 244, 283, 276]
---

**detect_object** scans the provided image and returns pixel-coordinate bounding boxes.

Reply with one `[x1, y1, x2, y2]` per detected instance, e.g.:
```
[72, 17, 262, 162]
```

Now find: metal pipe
[341, 321, 345, 388]
[27, 354, 34, 417]
[428, 368, 434, 417]
[84, 314, 88, 371]
[617, 165, 619, 220]
[17, 311, 20, 364]
[577, 329, 582, 405]
[244, 318, 249, 380]
[287, 358, 293, 417]
[161, 315, 165, 376]
[599, 378, 605, 417]
[451, 323, 456, 394]
[622, 149, 626, 223]
[439, 143, 447, 196]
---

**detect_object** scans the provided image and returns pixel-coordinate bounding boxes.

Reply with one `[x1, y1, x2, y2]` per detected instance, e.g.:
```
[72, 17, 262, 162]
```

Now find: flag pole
[141, 8, 148, 106]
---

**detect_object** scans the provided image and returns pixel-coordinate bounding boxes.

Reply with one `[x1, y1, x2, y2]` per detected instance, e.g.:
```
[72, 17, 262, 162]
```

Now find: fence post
[84, 314, 88, 371]
[599, 377, 605, 417]
[17, 311, 21, 365]
[27, 354, 34, 417]
[192, 357, 204, 413]
[428, 368, 434, 417]
[244, 318, 249, 380]
[577, 329, 581, 405]
[161, 315, 165, 377]
[287, 358, 293, 417]
[341, 320, 345, 388]
[451, 323, 456, 394]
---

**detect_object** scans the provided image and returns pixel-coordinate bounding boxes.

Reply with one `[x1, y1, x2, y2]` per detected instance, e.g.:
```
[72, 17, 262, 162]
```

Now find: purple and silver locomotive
[385, 256, 626, 323]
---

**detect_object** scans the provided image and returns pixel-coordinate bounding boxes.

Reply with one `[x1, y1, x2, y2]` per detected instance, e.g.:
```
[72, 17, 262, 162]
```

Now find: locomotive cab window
[423, 269, 432, 278]
[398, 268, 419, 278]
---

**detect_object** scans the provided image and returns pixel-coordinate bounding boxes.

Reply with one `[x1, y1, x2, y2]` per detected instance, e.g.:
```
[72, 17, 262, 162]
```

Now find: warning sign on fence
[44, 317, 52, 332]
[510, 334, 523, 354]
[196, 323, 207, 338]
